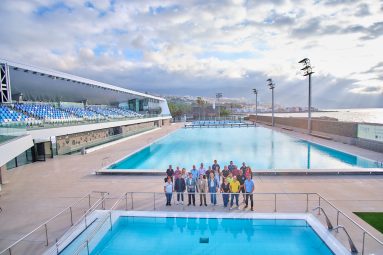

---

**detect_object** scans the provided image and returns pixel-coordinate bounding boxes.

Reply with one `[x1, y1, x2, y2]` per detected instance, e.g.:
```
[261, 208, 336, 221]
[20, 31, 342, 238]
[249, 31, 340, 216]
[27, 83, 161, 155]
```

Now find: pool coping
[96, 168, 383, 175]
[52, 211, 351, 255]
[95, 125, 383, 175]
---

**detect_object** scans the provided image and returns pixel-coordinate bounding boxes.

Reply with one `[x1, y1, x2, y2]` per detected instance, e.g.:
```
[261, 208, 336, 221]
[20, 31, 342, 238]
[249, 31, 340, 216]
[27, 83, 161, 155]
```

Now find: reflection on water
[90, 217, 334, 255]
[110, 127, 379, 170]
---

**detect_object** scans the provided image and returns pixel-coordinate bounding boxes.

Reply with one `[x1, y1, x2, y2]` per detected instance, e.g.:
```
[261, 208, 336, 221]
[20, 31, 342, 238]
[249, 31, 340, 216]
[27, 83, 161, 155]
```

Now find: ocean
[258, 108, 383, 124]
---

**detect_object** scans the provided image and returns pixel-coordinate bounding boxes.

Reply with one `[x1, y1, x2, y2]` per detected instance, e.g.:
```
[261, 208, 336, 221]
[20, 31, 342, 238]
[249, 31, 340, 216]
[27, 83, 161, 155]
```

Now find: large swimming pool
[109, 127, 379, 170]
[89, 217, 334, 255]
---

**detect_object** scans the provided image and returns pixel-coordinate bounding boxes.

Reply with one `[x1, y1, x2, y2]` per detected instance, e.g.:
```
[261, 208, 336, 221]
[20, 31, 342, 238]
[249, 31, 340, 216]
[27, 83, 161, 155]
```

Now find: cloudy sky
[0, 0, 382, 108]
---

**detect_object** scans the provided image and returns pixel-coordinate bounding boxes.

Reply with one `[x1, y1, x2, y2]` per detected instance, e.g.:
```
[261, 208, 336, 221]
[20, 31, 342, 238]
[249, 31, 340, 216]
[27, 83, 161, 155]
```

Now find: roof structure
[0, 58, 164, 105]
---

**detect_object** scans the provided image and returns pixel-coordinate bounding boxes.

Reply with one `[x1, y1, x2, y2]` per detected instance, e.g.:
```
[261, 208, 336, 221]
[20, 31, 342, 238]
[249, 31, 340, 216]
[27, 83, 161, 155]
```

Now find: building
[0, 59, 171, 184]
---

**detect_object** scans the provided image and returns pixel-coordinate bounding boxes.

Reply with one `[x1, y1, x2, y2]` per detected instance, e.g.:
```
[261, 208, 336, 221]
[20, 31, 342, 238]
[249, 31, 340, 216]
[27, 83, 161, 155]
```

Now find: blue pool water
[91, 217, 334, 255]
[109, 127, 379, 170]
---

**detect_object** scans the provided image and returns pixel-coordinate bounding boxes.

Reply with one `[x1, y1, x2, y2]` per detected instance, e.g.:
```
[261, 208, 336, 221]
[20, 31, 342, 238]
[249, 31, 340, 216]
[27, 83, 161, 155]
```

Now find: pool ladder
[313, 207, 358, 254]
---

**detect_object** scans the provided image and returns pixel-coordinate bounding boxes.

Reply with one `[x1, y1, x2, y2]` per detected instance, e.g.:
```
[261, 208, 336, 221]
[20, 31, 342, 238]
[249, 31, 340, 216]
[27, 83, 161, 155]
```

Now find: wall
[56, 121, 156, 155]
[0, 134, 34, 167]
[28, 116, 172, 141]
[250, 115, 357, 136]
[249, 115, 383, 153]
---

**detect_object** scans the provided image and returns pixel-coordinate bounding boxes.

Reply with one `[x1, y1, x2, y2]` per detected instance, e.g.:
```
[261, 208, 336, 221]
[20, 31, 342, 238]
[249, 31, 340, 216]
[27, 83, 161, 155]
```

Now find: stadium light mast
[252, 89, 258, 122]
[216, 92, 222, 119]
[267, 79, 275, 127]
[299, 58, 314, 134]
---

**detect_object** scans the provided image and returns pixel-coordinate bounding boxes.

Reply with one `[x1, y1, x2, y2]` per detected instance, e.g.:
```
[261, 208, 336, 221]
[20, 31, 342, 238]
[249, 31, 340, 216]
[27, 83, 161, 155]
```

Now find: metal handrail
[72, 212, 112, 255]
[57, 192, 383, 255]
[3, 192, 383, 255]
[54, 193, 109, 252]
[312, 206, 334, 230]
[316, 193, 383, 254]
[333, 225, 359, 254]
[0, 193, 92, 255]
[0, 192, 108, 255]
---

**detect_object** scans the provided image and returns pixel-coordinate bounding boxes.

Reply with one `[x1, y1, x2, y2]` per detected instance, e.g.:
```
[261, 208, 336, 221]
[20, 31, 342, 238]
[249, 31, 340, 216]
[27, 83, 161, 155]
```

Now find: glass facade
[6, 148, 34, 170]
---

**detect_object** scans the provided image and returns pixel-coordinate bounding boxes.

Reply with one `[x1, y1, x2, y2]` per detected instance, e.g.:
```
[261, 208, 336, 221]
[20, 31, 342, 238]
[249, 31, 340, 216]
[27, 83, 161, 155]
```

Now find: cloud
[355, 3, 371, 17]
[0, 0, 382, 108]
[350, 85, 383, 95]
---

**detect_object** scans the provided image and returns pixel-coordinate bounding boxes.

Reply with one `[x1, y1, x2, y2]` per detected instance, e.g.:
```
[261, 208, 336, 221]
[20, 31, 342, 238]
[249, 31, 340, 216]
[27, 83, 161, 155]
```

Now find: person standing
[198, 163, 206, 176]
[221, 165, 230, 178]
[212, 160, 221, 184]
[174, 166, 181, 180]
[164, 177, 173, 206]
[166, 165, 174, 182]
[181, 168, 188, 179]
[205, 166, 213, 181]
[186, 172, 196, 206]
[238, 170, 246, 203]
[226, 172, 234, 184]
[197, 174, 208, 206]
[190, 165, 199, 181]
[232, 166, 240, 177]
[208, 172, 219, 205]
[240, 162, 247, 175]
[212, 160, 220, 172]
[174, 173, 186, 205]
[220, 178, 230, 208]
[228, 161, 236, 172]
[244, 174, 255, 211]
[229, 176, 240, 209]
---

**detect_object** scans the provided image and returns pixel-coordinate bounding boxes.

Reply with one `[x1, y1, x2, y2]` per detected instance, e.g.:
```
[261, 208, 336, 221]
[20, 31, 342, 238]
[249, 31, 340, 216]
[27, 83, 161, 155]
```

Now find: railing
[0, 125, 27, 145]
[26, 114, 171, 131]
[0, 192, 108, 255]
[2, 192, 382, 255]
[53, 192, 109, 254]
[69, 192, 383, 255]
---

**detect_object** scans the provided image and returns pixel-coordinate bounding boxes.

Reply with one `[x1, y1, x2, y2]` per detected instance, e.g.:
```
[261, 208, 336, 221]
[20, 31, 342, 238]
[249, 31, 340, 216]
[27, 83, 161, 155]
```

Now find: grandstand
[0, 58, 171, 175]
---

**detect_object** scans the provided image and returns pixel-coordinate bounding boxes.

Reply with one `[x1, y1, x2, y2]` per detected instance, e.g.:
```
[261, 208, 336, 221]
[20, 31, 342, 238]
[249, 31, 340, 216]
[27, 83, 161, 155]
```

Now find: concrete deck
[0, 123, 383, 253]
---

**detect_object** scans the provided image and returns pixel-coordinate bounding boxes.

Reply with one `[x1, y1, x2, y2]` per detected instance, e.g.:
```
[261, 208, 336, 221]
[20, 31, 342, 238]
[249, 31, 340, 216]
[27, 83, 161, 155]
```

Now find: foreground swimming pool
[109, 127, 378, 170]
[90, 217, 334, 255]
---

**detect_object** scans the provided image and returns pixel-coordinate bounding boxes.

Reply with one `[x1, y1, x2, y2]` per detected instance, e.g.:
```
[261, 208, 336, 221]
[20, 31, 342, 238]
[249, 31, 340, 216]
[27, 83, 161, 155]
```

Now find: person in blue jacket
[208, 172, 219, 205]
[186, 172, 196, 206]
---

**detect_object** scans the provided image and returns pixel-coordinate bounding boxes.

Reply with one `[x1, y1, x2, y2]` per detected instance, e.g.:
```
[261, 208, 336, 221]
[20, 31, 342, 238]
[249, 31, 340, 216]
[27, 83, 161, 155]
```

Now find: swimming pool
[70, 213, 340, 255]
[108, 127, 379, 171]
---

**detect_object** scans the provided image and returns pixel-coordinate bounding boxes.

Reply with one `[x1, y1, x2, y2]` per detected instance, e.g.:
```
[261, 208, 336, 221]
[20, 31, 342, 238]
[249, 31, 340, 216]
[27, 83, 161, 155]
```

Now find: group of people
[163, 160, 255, 211]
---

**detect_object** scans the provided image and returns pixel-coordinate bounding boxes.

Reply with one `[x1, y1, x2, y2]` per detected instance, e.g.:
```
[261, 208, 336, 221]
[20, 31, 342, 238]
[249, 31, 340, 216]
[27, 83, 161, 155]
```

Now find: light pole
[216, 92, 222, 119]
[299, 58, 314, 134]
[252, 89, 258, 122]
[267, 79, 275, 127]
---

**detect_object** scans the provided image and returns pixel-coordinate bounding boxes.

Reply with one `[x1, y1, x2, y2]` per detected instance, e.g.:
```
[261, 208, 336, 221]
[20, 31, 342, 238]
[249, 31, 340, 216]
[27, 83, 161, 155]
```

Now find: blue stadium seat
[0, 104, 34, 125]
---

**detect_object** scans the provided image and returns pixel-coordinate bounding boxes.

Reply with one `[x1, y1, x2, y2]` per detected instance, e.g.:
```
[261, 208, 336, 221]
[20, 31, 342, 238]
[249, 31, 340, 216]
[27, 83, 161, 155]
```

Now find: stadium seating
[61, 106, 105, 120]
[0, 102, 144, 126]
[86, 105, 142, 119]
[14, 103, 80, 123]
[0, 104, 34, 125]
[108, 107, 143, 118]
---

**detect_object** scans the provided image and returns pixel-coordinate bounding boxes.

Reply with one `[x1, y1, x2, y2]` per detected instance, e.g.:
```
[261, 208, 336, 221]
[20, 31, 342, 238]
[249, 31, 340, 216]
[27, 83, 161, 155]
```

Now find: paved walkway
[0, 123, 382, 252]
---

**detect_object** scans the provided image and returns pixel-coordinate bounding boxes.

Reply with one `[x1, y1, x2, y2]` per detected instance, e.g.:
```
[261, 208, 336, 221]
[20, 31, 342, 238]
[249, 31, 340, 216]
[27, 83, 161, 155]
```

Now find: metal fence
[1, 192, 382, 255]
[0, 191, 108, 255]
[74, 192, 383, 255]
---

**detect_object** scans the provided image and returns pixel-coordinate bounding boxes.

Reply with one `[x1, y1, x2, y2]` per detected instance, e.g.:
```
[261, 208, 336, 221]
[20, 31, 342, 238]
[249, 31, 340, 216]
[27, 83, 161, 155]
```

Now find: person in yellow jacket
[229, 176, 240, 209]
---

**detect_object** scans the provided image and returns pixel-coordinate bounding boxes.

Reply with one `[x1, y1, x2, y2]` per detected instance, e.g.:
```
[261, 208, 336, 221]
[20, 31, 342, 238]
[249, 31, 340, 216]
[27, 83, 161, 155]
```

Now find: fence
[72, 192, 383, 255]
[0, 191, 108, 255]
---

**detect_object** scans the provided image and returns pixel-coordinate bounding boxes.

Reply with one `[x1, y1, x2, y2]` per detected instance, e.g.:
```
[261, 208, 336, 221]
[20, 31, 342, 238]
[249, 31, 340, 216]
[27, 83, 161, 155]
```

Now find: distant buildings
[164, 95, 318, 117]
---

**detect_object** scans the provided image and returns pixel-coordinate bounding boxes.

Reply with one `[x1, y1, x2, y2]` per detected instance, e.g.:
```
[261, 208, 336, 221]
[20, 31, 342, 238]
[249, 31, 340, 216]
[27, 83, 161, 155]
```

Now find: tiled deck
[0, 122, 382, 252]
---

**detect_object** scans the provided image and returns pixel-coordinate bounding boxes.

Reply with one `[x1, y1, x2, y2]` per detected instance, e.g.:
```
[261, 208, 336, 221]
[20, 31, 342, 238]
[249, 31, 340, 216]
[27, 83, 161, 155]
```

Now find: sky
[0, 0, 382, 108]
